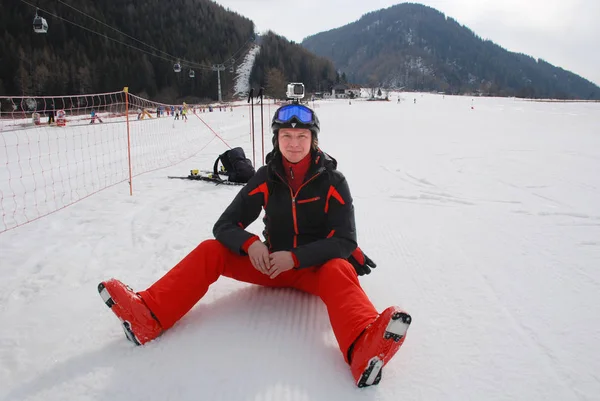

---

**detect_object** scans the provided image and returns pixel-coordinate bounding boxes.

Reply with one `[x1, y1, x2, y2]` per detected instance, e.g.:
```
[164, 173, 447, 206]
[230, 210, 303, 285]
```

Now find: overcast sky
[212, 0, 600, 86]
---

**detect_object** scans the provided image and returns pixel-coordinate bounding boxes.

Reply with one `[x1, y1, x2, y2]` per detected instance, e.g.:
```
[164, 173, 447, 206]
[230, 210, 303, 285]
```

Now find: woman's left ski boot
[349, 306, 412, 387]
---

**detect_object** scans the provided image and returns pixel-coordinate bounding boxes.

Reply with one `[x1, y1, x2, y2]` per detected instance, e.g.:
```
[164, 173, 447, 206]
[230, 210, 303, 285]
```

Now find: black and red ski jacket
[213, 149, 357, 268]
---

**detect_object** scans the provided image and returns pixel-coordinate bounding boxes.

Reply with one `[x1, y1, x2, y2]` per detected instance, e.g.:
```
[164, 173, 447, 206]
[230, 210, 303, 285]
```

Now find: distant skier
[181, 104, 188, 121]
[89, 109, 103, 124]
[47, 102, 55, 124]
[98, 103, 412, 388]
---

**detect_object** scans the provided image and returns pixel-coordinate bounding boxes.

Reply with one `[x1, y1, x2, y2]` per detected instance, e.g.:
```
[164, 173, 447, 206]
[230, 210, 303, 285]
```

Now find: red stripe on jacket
[325, 186, 345, 213]
[249, 182, 269, 207]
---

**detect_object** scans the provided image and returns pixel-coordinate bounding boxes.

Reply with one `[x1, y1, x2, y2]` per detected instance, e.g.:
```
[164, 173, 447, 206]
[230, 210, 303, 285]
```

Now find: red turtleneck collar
[282, 153, 311, 193]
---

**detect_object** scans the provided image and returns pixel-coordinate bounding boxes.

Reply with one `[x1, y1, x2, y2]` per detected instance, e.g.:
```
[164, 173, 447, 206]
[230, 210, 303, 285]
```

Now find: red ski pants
[139, 239, 378, 362]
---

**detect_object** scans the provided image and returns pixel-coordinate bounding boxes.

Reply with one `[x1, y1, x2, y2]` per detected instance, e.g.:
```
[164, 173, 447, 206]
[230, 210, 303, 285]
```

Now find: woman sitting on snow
[98, 103, 412, 388]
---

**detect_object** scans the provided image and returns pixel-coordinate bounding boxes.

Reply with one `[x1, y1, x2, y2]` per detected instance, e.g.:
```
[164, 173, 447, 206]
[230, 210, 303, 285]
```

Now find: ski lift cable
[228, 36, 255, 61]
[54, 0, 215, 70]
[56, 0, 251, 68]
[19, 0, 201, 68]
[57, 0, 180, 62]
[18, 0, 217, 71]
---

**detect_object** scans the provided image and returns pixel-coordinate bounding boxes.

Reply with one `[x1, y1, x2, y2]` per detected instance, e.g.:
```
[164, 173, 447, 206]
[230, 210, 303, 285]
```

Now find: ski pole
[257, 87, 265, 166]
[247, 88, 255, 167]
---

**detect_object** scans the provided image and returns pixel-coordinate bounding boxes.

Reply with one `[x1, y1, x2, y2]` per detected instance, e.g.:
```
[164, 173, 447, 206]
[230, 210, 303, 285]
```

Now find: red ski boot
[350, 306, 412, 387]
[98, 279, 163, 345]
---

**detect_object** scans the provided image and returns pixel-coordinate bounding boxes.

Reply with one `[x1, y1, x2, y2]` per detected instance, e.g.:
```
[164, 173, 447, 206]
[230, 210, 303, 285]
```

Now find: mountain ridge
[301, 3, 599, 99]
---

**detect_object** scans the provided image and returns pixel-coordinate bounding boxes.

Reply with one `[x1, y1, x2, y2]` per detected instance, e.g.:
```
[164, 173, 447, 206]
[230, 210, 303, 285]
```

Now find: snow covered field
[1, 93, 599, 401]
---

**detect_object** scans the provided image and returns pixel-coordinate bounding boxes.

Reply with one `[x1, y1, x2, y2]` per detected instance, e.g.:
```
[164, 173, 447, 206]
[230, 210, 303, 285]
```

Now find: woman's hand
[248, 241, 271, 275]
[269, 251, 295, 279]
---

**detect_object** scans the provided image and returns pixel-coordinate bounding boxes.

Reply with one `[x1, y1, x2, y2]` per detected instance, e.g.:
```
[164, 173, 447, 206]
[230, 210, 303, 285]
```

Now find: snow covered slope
[1, 94, 599, 401]
[233, 45, 261, 99]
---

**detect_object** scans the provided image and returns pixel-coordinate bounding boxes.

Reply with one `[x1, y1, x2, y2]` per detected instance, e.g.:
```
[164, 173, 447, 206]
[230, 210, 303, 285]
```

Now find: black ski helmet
[271, 104, 320, 137]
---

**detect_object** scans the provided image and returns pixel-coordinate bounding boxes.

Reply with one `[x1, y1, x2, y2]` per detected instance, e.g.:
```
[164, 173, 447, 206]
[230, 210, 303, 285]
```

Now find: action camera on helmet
[286, 83, 305, 100]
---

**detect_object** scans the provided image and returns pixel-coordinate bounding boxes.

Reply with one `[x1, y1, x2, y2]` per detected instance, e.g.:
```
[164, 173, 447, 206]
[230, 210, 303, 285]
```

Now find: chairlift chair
[33, 14, 48, 34]
[189, 69, 195, 78]
[173, 63, 182, 73]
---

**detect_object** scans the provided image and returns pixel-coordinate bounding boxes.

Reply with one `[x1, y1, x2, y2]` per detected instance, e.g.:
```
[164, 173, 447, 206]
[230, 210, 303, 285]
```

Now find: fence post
[124, 86, 133, 196]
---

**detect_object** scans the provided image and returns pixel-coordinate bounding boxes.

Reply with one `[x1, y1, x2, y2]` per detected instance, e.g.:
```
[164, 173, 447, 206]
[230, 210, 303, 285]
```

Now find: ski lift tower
[212, 64, 226, 103]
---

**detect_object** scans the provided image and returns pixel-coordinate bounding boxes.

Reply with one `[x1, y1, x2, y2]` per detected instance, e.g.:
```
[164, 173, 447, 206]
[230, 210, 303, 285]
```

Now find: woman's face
[278, 128, 312, 163]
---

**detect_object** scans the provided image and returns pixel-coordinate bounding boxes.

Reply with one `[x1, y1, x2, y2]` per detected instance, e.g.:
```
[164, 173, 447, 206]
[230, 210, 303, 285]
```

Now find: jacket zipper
[275, 170, 323, 248]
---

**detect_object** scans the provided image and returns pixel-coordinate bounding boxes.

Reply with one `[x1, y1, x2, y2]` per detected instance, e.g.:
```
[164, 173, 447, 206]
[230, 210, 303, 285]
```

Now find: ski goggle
[275, 104, 314, 124]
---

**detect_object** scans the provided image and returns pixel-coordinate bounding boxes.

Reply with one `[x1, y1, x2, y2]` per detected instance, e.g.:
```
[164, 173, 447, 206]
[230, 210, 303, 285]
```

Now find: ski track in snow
[1, 93, 600, 400]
